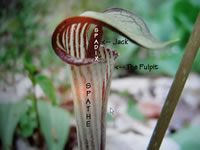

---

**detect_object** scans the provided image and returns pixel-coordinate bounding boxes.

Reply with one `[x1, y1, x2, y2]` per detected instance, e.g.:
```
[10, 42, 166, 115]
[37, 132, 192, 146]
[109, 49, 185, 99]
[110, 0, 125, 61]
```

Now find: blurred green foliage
[37, 100, 70, 150]
[0, 0, 47, 70]
[127, 98, 146, 121]
[0, 101, 28, 150]
[35, 74, 57, 106]
[18, 99, 37, 138]
[112, 90, 146, 121]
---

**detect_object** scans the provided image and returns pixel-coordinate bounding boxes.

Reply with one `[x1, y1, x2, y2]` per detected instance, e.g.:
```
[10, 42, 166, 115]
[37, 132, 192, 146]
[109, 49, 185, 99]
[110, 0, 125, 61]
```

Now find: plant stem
[147, 13, 200, 150]
[29, 72, 40, 128]
[29, 73, 44, 146]
[32, 85, 40, 129]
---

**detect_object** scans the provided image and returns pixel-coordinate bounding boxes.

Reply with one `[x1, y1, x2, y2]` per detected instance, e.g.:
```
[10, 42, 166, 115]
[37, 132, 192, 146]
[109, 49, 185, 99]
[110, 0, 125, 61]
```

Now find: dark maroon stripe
[103, 48, 109, 81]
[78, 24, 84, 58]
[58, 26, 65, 49]
[73, 24, 78, 57]
[108, 49, 112, 73]
[83, 24, 90, 57]
[64, 27, 67, 49]
[68, 26, 72, 55]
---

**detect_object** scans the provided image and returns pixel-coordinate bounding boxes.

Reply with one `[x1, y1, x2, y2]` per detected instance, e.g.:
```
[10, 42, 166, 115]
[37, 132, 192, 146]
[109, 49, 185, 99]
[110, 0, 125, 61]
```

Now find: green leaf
[37, 100, 70, 150]
[172, 0, 200, 49]
[35, 74, 57, 105]
[24, 61, 37, 75]
[18, 101, 37, 138]
[170, 125, 200, 150]
[0, 101, 28, 150]
[80, 8, 176, 49]
[127, 98, 146, 121]
[173, 0, 199, 30]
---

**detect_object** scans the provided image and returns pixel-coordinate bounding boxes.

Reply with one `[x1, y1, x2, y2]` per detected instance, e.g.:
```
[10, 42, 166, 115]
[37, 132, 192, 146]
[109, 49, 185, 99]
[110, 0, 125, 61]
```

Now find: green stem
[32, 85, 40, 129]
[147, 13, 200, 150]
[32, 79, 45, 147]
[29, 73, 44, 147]
[29, 73, 40, 128]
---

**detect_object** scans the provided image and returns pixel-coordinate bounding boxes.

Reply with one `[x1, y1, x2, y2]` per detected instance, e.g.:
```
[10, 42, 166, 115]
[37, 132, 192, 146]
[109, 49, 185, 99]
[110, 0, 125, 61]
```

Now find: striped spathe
[52, 16, 118, 150]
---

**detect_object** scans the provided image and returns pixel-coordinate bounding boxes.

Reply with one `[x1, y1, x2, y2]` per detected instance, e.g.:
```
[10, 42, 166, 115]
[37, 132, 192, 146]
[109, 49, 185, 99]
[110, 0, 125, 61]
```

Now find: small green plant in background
[127, 98, 146, 121]
[0, 0, 72, 149]
[113, 90, 146, 121]
[0, 102, 28, 150]
[37, 100, 70, 150]
[18, 99, 38, 138]
[0, 72, 71, 150]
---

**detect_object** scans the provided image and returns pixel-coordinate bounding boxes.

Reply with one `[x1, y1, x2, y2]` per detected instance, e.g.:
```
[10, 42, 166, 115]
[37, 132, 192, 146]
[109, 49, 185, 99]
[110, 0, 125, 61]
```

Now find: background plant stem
[29, 73, 44, 147]
[147, 12, 200, 150]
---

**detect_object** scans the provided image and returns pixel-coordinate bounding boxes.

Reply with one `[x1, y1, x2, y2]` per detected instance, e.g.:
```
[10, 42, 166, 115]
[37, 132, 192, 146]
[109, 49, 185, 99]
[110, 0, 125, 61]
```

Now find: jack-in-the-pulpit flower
[52, 8, 171, 150]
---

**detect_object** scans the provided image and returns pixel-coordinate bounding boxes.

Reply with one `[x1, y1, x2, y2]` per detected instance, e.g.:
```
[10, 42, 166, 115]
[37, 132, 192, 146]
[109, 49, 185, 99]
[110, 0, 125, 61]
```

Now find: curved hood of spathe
[52, 8, 172, 66]
[52, 16, 118, 66]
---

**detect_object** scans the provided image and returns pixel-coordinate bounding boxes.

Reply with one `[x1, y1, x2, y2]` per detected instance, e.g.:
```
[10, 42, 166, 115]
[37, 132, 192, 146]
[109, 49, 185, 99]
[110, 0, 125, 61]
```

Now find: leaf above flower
[80, 8, 175, 49]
